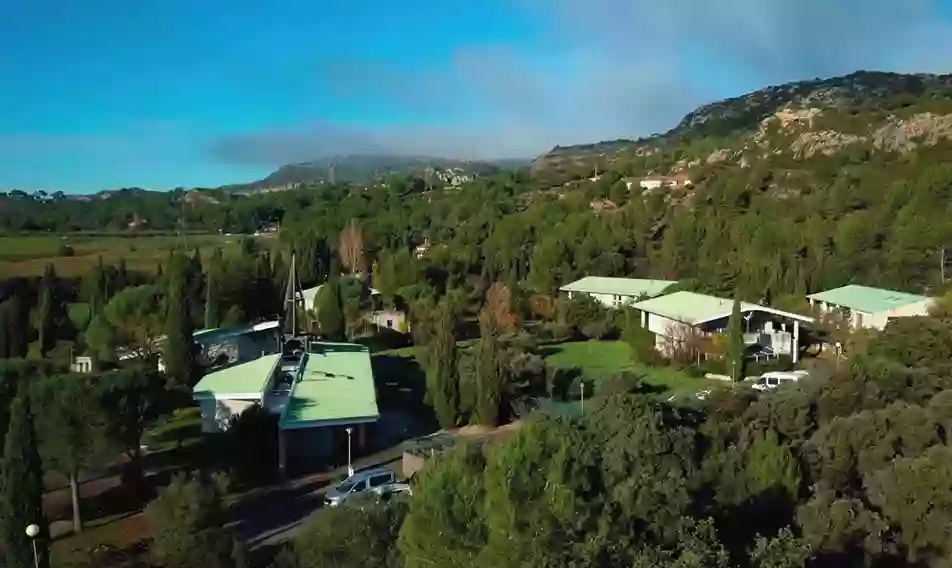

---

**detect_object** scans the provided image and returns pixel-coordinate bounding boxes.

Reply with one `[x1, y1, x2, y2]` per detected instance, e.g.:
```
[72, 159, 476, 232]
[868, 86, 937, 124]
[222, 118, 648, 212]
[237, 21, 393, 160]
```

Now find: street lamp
[25, 524, 39, 568]
[345, 427, 354, 477]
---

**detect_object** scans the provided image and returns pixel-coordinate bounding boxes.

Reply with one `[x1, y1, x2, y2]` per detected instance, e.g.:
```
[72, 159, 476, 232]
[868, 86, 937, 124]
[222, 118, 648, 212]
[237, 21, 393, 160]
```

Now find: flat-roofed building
[807, 285, 934, 330]
[559, 276, 677, 309]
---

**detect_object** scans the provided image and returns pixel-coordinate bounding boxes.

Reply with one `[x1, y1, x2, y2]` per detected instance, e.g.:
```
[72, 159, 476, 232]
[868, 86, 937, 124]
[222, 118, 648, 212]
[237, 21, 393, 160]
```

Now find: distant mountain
[530, 70, 952, 180]
[219, 154, 530, 193]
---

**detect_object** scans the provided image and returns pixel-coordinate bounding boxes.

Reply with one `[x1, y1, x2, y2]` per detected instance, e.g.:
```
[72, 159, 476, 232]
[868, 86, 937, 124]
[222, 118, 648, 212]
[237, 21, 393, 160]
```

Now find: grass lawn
[0, 233, 272, 278]
[543, 340, 716, 396]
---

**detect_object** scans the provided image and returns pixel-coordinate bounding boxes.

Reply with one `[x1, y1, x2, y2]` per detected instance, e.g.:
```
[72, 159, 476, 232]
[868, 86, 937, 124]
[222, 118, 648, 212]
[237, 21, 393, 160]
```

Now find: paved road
[232, 456, 404, 549]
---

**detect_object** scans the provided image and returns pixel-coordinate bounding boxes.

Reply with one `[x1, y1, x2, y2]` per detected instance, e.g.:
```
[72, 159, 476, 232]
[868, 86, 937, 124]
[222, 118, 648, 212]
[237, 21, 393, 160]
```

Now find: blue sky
[2, 0, 952, 193]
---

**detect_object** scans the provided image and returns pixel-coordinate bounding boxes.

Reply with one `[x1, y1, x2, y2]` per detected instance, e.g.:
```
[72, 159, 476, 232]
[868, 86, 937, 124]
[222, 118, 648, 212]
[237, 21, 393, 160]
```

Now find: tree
[427, 300, 460, 429]
[205, 248, 223, 329]
[339, 219, 365, 275]
[84, 312, 117, 367]
[621, 306, 656, 364]
[34, 373, 108, 533]
[473, 306, 504, 426]
[484, 282, 517, 334]
[164, 253, 198, 389]
[103, 285, 164, 362]
[0, 388, 48, 568]
[147, 474, 242, 568]
[35, 263, 66, 356]
[292, 497, 406, 568]
[316, 271, 346, 341]
[99, 367, 166, 499]
[726, 296, 744, 383]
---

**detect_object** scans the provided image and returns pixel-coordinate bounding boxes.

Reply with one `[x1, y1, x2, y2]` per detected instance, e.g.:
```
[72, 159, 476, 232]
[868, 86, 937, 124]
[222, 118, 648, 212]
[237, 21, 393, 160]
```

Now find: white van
[752, 370, 809, 392]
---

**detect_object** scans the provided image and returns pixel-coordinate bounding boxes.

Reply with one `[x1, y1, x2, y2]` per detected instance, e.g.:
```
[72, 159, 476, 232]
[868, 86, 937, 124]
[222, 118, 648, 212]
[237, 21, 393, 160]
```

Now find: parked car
[751, 370, 810, 392]
[376, 482, 412, 501]
[324, 467, 397, 507]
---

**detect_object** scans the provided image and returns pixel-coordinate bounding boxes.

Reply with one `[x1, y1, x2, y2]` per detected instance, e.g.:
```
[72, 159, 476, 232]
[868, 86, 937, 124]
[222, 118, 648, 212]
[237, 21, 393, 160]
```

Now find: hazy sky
[2, 0, 952, 192]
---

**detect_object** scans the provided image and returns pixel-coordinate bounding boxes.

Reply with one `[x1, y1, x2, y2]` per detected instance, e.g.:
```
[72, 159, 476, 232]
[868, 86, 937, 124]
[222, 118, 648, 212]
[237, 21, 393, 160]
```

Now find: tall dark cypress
[427, 300, 460, 429]
[316, 257, 345, 341]
[35, 264, 59, 356]
[163, 254, 196, 390]
[0, 388, 48, 568]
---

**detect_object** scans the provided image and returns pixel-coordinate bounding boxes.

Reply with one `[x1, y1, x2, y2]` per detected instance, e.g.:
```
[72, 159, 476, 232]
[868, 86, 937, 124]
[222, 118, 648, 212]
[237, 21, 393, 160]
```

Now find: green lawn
[543, 340, 715, 396]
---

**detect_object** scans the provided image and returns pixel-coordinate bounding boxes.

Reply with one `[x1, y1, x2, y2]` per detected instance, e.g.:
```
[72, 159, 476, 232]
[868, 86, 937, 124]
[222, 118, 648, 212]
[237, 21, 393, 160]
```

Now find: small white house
[807, 285, 935, 330]
[559, 277, 678, 309]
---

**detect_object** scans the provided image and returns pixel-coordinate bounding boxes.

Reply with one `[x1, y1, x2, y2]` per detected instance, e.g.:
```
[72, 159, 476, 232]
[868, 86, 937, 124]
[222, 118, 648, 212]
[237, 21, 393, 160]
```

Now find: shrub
[147, 474, 244, 568]
[56, 243, 75, 257]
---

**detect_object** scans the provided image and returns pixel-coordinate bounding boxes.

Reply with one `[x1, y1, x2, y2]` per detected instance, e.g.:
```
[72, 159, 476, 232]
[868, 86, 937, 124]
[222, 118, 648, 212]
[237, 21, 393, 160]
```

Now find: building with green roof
[191, 339, 382, 472]
[192, 353, 282, 433]
[807, 285, 934, 330]
[632, 291, 813, 363]
[559, 276, 678, 309]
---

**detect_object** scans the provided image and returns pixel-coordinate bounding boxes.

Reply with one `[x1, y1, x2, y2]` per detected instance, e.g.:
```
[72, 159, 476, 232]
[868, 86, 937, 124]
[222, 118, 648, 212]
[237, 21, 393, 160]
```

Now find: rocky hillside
[530, 71, 952, 181]
[220, 154, 528, 193]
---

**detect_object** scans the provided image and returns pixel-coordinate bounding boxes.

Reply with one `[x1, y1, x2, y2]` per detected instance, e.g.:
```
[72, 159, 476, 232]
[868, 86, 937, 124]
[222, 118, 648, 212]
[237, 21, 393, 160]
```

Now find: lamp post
[345, 427, 354, 477]
[25, 523, 39, 568]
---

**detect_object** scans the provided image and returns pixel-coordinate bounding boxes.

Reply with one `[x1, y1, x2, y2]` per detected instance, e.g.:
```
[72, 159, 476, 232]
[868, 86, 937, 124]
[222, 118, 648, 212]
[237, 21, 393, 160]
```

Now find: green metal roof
[632, 291, 813, 325]
[279, 342, 380, 430]
[192, 353, 281, 399]
[560, 277, 678, 298]
[807, 285, 930, 314]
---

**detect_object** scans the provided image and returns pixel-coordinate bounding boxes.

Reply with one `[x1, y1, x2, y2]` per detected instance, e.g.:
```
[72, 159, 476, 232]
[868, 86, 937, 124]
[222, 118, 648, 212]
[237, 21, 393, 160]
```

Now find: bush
[56, 243, 75, 257]
[147, 473, 244, 568]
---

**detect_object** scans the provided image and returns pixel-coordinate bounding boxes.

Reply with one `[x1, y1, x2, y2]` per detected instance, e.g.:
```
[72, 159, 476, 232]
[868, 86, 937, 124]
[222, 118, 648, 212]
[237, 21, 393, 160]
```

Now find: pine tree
[427, 301, 460, 429]
[316, 257, 345, 341]
[164, 254, 197, 389]
[0, 388, 48, 568]
[726, 296, 744, 384]
[205, 248, 223, 330]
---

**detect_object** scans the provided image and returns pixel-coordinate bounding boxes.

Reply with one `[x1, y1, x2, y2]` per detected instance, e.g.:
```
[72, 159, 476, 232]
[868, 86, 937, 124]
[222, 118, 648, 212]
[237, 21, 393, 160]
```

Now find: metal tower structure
[282, 252, 306, 339]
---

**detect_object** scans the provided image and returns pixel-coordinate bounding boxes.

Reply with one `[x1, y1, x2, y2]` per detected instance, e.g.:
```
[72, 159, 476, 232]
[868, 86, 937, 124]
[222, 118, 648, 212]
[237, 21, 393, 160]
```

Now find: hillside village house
[807, 285, 935, 330]
[560, 277, 678, 309]
[633, 175, 693, 191]
[632, 291, 814, 363]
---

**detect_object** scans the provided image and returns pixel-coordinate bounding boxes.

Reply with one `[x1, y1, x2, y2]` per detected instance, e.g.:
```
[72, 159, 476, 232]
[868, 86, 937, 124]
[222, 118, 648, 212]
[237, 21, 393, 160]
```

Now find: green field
[0, 233, 273, 278]
[543, 340, 714, 396]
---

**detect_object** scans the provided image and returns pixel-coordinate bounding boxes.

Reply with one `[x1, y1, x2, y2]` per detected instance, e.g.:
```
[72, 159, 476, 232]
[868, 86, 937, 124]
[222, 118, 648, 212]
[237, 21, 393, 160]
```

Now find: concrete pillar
[641, 310, 648, 328]
[278, 429, 287, 477]
[792, 320, 799, 364]
[358, 423, 367, 450]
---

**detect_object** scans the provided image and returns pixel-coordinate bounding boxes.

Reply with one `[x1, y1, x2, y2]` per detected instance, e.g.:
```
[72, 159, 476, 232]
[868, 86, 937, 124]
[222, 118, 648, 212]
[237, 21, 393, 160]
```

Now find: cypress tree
[473, 308, 503, 427]
[0, 388, 48, 568]
[36, 264, 60, 356]
[726, 296, 745, 384]
[164, 254, 197, 390]
[316, 257, 345, 341]
[427, 301, 460, 429]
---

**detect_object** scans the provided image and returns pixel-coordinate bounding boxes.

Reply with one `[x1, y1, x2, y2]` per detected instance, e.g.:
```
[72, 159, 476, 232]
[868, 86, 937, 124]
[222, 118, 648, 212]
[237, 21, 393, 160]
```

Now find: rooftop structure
[807, 285, 929, 314]
[560, 276, 677, 309]
[193, 353, 282, 399]
[280, 342, 380, 430]
[807, 285, 934, 330]
[632, 291, 813, 326]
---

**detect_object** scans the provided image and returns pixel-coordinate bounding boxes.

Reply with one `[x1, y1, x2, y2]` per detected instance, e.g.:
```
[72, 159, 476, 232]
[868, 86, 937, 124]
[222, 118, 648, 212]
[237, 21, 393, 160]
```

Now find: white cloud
[210, 0, 952, 165]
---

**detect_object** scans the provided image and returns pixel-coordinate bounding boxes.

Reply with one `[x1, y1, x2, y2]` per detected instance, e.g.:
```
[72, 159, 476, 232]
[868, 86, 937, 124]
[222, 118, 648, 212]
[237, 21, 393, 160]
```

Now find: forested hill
[3, 70, 952, 305]
[217, 154, 526, 193]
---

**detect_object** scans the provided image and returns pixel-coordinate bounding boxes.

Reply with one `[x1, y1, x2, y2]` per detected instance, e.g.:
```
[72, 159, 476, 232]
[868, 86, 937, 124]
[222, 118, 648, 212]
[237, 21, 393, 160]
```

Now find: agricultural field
[0, 232, 276, 278]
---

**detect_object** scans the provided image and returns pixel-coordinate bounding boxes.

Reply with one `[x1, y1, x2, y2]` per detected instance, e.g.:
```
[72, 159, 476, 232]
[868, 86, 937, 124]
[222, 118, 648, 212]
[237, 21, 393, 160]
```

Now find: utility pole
[941, 247, 946, 284]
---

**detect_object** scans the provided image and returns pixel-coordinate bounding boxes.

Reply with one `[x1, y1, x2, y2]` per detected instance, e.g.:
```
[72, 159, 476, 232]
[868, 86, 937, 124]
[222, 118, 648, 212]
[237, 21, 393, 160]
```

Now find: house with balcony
[807, 285, 935, 330]
[631, 291, 814, 363]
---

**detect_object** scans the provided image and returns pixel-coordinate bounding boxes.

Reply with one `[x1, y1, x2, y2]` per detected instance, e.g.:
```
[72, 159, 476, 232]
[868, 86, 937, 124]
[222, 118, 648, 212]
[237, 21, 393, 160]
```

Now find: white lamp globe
[25, 524, 39, 538]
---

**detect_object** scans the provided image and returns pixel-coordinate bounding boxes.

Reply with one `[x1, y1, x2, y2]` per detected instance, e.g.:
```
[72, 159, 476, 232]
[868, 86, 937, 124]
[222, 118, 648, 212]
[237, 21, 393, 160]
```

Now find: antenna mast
[283, 252, 306, 338]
